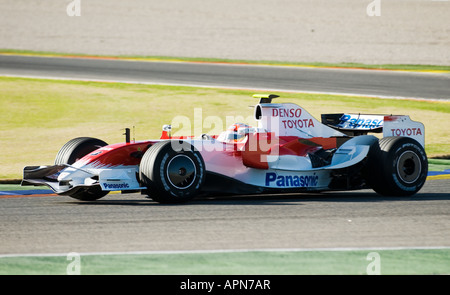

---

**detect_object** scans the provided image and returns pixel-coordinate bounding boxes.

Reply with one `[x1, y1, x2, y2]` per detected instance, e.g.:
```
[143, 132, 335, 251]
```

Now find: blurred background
[1, 0, 449, 65]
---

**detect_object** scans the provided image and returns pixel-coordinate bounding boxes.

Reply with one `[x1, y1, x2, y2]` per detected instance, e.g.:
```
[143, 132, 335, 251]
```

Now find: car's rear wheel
[365, 136, 428, 196]
[55, 137, 109, 201]
[139, 141, 205, 203]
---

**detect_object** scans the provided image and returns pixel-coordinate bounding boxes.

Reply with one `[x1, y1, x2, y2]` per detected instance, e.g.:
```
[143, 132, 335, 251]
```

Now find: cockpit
[217, 123, 254, 143]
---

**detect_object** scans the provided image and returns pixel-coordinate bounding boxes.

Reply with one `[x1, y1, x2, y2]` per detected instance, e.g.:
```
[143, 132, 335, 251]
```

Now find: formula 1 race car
[22, 94, 428, 203]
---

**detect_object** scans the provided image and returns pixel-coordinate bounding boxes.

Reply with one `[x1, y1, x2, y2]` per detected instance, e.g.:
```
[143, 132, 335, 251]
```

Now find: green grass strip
[1, 49, 449, 73]
[1, 249, 449, 275]
[428, 159, 450, 172]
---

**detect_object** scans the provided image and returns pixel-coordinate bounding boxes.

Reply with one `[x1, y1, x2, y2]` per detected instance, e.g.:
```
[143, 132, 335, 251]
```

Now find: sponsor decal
[272, 108, 315, 129]
[339, 114, 383, 129]
[102, 182, 130, 189]
[282, 119, 314, 129]
[265, 172, 319, 188]
[272, 108, 302, 118]
[390, 128, 422, 136]
[90, 151, 103, 156]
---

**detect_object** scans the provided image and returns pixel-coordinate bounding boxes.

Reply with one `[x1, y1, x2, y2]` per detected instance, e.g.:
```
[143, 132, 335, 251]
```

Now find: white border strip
[1, 74, 449, 102]
[1, 246, 450, 258]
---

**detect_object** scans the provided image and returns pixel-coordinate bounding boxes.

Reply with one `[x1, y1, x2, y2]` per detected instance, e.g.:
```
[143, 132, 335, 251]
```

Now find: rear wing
[321, 113, 425, 147]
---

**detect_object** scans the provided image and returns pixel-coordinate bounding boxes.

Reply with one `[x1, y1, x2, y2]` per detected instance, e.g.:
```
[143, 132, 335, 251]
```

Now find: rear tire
[365, 136, 427, 196]
[55, 137, 109, 201]
[139, 141, 205, 203]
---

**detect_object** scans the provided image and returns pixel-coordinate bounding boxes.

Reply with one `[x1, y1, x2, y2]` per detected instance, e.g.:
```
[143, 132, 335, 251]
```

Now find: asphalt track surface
[0, 179, 449, 255]
[0, 54, 449, 100]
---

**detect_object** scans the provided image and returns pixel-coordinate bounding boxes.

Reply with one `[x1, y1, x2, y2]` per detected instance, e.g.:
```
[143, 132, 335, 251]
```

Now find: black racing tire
[139, 141, 205, 204]
[64, 185, 108, 202]
[55, 137, 108, 165]
[365, 136, 428, 196]
[55, 137, 109, 201]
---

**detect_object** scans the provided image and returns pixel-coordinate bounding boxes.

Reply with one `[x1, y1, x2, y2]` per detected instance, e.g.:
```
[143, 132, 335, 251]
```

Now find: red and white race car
[22, 94, 428, 203]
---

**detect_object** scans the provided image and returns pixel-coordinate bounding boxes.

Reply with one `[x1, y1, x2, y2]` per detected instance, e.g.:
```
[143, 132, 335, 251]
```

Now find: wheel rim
[396, 151, 421, 184]
[166, 155, 196, 189]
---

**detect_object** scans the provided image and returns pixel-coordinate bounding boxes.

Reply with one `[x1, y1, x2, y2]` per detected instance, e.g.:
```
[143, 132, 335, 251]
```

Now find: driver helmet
[217, 123, 251, 143]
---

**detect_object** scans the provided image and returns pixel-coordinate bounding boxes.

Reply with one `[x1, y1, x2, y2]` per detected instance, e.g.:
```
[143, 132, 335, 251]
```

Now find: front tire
[365, 136, 428, 196]
[55, 137, 108, 165]
[55, 137, 109, 201]
[139, 141, 205, 203]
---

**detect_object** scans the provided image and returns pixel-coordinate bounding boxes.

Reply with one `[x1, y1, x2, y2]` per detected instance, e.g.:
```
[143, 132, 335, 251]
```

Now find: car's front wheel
[139, 141, 205, 203]
[55, 137, 109, 201]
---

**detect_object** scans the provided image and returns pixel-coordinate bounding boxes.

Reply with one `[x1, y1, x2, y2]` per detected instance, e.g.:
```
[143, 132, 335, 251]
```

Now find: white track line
[1, 246, 450, 258]
[1, 74, 449, 102]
